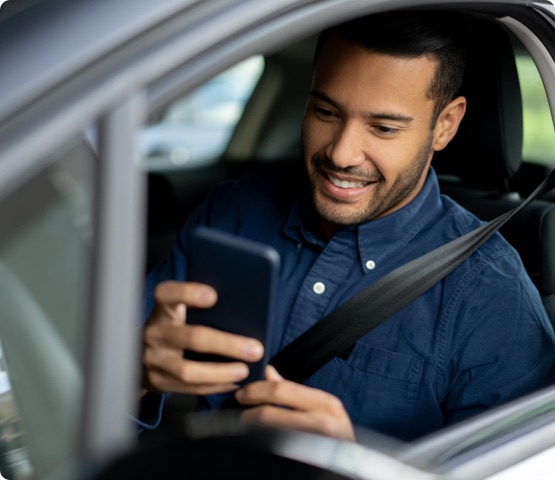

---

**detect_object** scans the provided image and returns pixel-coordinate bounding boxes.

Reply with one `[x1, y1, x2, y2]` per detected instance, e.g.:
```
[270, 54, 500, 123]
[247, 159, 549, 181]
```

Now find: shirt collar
[355, 168, 443, 267]
[283, 187, 327, 249]
[283, 168, 444, 255]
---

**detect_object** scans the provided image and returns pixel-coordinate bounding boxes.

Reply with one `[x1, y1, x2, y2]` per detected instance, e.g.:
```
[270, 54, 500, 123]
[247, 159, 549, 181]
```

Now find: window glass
[515, 53, 555, 165]
[139, 56, 264, 171]
[0, 136, 95, 480]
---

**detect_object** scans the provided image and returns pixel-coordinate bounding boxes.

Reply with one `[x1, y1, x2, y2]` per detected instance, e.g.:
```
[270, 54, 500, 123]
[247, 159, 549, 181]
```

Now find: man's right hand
[141, 281, 264, 396]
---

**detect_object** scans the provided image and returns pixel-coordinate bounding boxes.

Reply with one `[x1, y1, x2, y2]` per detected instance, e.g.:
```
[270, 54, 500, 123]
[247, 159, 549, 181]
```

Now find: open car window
[516, 48, 555, 166]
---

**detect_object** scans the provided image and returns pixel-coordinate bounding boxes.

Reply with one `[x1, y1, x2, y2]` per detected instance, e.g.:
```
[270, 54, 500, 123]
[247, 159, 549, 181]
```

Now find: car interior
[145, 14, 555, 315]
[137, 10, 555, 457]
[433, 18, 555, 309]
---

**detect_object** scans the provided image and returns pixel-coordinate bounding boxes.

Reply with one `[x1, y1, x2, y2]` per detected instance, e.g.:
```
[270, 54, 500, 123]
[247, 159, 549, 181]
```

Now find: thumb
[265, 365, 284, 382]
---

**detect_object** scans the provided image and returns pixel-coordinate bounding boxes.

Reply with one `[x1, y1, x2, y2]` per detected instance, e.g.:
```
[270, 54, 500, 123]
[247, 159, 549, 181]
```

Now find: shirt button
[313, 282, 326, 295]
[366, 260, 376, 270]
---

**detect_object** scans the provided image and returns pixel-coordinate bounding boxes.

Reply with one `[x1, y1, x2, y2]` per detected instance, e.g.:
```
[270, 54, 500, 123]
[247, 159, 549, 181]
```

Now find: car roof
[0, 0, 203, 120]
[0, 0, 548, 125]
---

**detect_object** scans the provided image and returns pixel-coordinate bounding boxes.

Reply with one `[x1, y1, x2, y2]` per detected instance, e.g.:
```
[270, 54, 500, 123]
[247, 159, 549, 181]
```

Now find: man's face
[302, 35, 448, 234]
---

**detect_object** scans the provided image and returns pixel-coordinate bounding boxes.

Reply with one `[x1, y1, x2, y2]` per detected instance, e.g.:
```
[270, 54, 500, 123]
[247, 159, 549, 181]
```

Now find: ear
[432, 96, 466, 152]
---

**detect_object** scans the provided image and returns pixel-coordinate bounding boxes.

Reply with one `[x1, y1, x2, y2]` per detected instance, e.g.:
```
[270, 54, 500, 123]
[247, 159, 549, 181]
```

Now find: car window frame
[2, 1, 555, 478]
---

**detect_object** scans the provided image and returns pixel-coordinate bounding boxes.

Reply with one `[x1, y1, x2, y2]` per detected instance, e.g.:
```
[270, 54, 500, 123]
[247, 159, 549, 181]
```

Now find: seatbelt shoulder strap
[270, 169, 555, 384]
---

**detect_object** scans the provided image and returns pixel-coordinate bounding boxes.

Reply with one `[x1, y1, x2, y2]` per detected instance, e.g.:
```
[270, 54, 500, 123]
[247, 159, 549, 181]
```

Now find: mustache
[312, 154, 385, 183]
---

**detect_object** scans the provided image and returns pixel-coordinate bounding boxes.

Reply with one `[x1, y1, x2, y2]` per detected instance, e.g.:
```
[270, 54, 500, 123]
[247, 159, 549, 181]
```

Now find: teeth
[327, 174, 367, 189]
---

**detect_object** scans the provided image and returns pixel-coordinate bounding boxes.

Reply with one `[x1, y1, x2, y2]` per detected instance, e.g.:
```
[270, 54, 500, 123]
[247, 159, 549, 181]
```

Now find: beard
[304, 133, 434, 227]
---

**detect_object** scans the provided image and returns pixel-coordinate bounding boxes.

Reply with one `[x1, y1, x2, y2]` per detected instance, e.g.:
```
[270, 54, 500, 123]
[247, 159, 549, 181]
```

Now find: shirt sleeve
[441, 251, 555, 425]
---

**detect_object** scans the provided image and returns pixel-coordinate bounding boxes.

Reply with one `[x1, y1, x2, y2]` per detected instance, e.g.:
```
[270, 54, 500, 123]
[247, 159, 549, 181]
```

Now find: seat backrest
[433, 19, 523, 192]
[433, 19, 555, 303]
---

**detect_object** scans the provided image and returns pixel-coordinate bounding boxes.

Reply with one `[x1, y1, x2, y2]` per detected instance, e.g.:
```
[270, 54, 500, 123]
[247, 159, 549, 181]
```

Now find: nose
[325, 121, 367, 169]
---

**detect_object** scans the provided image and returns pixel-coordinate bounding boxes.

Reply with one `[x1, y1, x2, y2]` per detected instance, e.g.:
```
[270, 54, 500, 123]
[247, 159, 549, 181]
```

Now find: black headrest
[433, 19, 523, 193]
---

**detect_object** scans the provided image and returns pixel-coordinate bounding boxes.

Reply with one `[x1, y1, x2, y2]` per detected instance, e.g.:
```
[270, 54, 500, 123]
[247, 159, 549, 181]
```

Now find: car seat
[432, 18, 555, 324]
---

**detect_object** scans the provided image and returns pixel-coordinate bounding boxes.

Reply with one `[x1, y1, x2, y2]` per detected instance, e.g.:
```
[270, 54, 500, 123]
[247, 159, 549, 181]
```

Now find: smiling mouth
[326, 173, 370, 189]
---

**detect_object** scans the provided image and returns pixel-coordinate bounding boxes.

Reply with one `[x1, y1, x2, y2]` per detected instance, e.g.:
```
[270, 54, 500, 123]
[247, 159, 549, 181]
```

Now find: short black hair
[314, 11, 473, 123]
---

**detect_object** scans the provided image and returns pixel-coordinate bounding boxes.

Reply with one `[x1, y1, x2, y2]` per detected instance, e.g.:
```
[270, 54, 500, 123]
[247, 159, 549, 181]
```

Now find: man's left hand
[235, 365, 355, 441]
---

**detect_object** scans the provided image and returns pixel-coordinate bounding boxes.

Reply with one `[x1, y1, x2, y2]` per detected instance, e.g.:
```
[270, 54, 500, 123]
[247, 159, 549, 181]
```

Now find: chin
[315, 199, 369, 227]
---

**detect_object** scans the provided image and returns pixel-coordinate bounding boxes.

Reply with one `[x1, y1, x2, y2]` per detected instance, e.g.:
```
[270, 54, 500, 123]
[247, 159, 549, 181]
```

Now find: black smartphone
[185, 226, 280, 384]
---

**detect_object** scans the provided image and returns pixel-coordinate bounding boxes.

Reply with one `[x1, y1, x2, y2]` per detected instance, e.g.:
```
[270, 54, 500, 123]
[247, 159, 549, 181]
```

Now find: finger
[154, 281, 218, 312]
[242, 404, 315, 430]
[144, 319, 263, 360]
[241, 405, 352, 440]
[146, 376, 241, 395]
[144, 357, 250, 395]
[163, 357, 250, 385]
[147, 323, 264, 361]
[236, 380, 336, 412]
[148, 281, 217, 329]
[144, 330, 253, 383]
[185, 325, 264, 361]
[265, 365, 284, 382]
[146, 370, 240, 396]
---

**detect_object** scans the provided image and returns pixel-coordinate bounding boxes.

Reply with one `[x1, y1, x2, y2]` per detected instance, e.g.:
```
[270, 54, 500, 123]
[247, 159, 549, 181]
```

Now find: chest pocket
[305, 342, 423, 440]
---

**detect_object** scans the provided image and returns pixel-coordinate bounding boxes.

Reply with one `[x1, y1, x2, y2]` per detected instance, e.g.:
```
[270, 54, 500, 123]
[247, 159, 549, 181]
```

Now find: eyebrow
[310, 89, 414, 124]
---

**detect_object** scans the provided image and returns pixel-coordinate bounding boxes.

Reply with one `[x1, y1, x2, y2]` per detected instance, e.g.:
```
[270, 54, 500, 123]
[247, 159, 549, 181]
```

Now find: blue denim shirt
[144, 167, 555, 440]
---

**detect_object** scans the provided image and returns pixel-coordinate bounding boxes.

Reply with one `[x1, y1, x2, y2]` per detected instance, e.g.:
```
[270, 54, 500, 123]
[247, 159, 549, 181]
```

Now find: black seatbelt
[270, 169, 555, 384]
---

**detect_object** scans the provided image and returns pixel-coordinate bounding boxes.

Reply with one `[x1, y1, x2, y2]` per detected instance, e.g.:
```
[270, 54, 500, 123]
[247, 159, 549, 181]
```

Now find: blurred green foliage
[516, 55, 555, 165]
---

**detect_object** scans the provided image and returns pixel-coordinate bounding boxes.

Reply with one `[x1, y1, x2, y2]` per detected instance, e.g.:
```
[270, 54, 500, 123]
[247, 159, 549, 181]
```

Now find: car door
[2, 1, 555, 479]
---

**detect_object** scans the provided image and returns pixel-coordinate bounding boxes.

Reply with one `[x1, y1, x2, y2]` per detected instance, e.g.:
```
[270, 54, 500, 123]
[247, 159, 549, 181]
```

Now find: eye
[313, 105, 336, 118]
[373, 125, 399, 135]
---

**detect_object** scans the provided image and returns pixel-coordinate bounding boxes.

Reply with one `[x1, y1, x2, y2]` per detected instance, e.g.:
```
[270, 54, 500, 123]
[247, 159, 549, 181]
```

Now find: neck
[317, 219, 343, 243]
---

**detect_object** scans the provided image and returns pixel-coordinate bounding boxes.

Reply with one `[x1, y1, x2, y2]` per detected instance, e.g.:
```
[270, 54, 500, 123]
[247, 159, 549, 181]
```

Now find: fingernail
[232, 364, 249, 380]
[198, 287, 217, 303]
[244, 341, 263, 360]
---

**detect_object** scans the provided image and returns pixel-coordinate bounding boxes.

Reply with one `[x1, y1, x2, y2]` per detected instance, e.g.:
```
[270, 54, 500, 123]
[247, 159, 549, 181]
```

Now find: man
[140, 11, 555, 441]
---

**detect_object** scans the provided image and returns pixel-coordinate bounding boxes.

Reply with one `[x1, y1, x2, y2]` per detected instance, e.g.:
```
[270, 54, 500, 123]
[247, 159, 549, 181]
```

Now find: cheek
[302, 116, 334, 154]
[370, 141, 422, 177]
